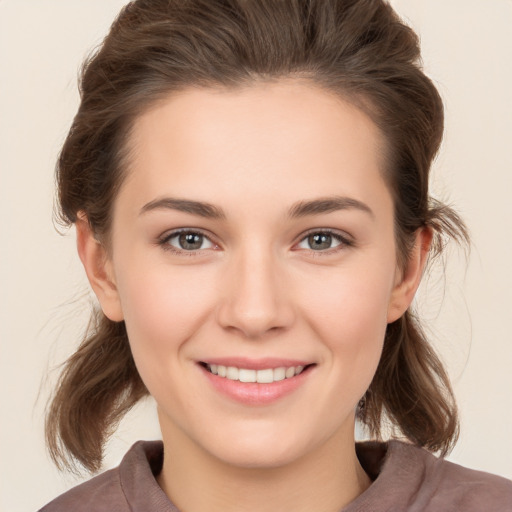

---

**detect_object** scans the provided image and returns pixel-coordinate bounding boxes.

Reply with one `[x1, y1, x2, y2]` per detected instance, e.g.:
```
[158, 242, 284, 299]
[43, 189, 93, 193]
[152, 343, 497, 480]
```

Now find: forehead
[120, 81, 390, 215]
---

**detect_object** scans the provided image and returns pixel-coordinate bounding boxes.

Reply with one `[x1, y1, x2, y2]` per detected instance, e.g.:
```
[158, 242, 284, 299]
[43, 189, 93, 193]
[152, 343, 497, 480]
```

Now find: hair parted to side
[48, 0, 469, 473]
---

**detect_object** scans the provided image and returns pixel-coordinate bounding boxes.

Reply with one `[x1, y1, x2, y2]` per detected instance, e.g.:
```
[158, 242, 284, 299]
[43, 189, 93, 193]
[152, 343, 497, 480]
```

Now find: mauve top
[39, 440, 512, 511]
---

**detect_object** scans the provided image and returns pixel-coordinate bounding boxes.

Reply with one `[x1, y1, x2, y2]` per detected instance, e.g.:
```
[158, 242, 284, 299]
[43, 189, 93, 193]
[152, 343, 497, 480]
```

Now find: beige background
[1, 1, 511, 510]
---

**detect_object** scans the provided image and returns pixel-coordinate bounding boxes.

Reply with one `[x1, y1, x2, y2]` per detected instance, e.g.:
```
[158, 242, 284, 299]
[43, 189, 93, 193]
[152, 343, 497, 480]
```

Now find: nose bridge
[217, 240, 293, 338]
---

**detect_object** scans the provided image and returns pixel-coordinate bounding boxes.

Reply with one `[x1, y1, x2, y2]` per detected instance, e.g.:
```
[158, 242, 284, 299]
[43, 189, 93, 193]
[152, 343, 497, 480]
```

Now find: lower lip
[200, 365, 313, 405]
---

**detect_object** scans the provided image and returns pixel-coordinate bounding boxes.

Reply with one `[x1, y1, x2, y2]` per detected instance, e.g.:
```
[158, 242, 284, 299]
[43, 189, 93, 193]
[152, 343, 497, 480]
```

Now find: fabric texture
[39, 440, 512, 511]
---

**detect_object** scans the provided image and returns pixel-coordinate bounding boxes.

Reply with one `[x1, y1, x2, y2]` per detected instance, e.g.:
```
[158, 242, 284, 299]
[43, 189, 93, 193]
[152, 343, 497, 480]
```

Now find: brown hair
[47, 0, 469, 473]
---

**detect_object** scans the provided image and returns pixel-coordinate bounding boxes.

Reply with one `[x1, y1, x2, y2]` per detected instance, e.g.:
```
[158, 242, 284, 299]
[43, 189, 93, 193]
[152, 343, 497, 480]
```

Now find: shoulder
[38, 466, 126, 512]
[411, 443, 512, 510]
[388, 441, 512, 511]
[38, 440, 173, 512]
[351, 441, 512, 512]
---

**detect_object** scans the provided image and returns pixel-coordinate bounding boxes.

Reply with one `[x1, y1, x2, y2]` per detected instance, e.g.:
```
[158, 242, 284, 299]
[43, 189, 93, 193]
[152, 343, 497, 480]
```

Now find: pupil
[179, 233, 202, 250]
[309, 233, 332, 250]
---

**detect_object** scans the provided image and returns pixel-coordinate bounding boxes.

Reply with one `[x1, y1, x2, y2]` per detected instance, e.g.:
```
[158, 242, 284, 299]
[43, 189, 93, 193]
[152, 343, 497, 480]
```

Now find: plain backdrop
[1, 1, 511, 510]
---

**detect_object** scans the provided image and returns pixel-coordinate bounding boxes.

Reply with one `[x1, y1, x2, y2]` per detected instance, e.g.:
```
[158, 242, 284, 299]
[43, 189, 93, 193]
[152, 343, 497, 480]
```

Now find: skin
[77, 80, 430, 512]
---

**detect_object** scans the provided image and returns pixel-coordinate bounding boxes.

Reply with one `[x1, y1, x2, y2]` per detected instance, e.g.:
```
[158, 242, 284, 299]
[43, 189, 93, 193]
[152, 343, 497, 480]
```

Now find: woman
[39, 0, 512, 510]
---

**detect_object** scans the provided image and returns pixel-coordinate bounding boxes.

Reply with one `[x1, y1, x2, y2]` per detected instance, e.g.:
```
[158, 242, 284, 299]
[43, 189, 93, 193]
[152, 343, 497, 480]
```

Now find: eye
[161, 230, 215, 252]
[296, 231, 350, 252]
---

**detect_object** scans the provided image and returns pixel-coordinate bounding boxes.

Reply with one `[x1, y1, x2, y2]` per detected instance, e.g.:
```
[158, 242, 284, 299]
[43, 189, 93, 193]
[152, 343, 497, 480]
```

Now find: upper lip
[199, 357, 314, 370]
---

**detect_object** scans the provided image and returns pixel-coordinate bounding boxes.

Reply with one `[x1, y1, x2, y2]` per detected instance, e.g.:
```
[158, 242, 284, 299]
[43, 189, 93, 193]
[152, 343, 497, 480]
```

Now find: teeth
[239, 368, 256, 382]
[207, 364, 306, 383]
[256, 368, 273, 384]
[273, 367, 286, 381]
[226, 366, 238, 380]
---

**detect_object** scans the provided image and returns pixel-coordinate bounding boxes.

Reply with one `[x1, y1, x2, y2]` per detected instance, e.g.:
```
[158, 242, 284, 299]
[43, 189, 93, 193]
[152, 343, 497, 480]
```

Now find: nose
[216, 247, 295, 339]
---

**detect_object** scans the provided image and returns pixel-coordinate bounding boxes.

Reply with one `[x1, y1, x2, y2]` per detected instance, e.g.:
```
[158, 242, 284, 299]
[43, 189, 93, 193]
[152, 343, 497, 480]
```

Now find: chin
[212, 442, 304, 470]
[199, 425, 327, 470]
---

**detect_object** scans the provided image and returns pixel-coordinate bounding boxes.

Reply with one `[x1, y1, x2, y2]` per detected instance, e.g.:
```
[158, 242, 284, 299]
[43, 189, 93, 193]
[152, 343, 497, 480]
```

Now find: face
[85, 81, 421, 469]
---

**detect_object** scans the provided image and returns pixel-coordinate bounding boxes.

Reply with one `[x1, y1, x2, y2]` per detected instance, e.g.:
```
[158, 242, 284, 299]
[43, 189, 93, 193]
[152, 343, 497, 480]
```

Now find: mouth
[197, 358, 316, 404]
[201, 363, 311, 383]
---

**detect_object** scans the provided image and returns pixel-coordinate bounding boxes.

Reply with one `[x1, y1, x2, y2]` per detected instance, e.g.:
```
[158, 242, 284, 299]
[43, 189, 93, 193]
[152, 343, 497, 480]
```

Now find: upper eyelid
[295, 228, 353, 244]
[159, 227, 216, 242]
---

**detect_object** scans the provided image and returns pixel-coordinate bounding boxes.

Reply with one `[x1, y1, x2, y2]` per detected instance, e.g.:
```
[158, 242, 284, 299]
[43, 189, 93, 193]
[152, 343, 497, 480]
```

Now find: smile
[206, 364, 305, 383]
[199, 360, 314, 405]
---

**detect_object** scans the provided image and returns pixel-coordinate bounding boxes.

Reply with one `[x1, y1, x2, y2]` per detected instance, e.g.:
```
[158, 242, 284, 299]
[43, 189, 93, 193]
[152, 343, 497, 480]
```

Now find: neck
[157, 419, 371, 512]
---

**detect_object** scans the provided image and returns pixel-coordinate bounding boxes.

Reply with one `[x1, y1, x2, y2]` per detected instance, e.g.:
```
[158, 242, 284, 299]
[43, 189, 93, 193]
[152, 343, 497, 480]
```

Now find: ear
[76, 214, 124, 322]
[387, 227, 432, 323]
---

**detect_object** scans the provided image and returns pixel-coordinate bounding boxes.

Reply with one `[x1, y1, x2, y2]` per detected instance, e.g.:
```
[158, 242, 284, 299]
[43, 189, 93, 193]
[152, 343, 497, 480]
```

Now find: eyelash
[296, 229, 354, 256]
[157, 228, 353, 256]
[158, 228, 217, 256]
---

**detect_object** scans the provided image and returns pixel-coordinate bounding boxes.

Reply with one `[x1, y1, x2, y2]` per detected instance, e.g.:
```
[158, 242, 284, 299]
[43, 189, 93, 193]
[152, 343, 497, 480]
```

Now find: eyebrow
[287, 196, 374, 219]
[139, 195, 374, 220]
[140, 197, 226, 219]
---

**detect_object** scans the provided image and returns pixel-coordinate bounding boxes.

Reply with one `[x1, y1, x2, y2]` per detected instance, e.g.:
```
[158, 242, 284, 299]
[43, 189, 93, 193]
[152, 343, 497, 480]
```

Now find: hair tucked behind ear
[45, 312, 147, 473]
[47, 0, 469, 472]
[359, 200, 469, 456]
[358, 196, 470, 457]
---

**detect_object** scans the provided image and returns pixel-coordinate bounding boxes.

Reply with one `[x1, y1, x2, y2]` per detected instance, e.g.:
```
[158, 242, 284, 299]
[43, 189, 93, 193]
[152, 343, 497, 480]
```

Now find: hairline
[98, 76, 400, 257]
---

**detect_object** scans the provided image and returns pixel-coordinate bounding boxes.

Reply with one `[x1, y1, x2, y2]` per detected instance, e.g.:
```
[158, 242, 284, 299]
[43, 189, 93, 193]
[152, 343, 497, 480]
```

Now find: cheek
[303, 263, 393, 337]
[114, 262, 216, 378]
[300, 263, 394, 389]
